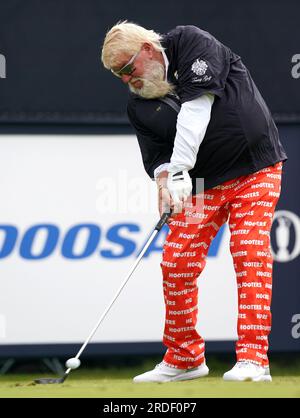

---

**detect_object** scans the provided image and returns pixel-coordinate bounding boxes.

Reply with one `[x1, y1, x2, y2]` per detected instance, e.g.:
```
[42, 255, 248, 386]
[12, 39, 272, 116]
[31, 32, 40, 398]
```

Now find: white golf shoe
[223, 361, 272, 382]
[133, 361, 209, 383]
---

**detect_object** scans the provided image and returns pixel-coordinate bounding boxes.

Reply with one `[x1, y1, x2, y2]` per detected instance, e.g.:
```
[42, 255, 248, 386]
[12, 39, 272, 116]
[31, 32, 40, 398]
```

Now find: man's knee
[161, 258, 205, 281]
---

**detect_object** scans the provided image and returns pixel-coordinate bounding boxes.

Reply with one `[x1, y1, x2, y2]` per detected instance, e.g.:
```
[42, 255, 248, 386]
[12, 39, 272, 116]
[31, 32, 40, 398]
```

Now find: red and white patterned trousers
[161, 162, 282, 368]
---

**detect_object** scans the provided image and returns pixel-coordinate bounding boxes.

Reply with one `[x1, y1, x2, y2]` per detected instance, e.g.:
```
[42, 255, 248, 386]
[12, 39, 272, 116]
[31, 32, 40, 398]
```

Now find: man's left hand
[167, 170, 192, 213]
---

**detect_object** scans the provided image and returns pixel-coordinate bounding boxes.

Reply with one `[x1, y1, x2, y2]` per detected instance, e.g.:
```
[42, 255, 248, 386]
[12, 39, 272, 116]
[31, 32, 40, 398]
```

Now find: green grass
[0, 362, 300, 398]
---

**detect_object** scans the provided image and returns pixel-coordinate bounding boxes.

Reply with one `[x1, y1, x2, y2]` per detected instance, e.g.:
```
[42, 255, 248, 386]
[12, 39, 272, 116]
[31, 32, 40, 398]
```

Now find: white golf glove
[167, 170, 192, 213]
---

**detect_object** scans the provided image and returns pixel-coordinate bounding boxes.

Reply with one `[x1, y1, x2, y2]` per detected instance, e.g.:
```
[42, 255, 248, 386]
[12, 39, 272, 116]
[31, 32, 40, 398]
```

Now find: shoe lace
[155, 362, 178, 372]
[155, 362, 164, 370]
[236, 361, 255, 369]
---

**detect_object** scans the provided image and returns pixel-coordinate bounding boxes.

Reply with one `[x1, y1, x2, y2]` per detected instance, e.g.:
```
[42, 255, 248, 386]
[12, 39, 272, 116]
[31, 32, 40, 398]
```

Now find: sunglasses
[111, 50, 140, 78]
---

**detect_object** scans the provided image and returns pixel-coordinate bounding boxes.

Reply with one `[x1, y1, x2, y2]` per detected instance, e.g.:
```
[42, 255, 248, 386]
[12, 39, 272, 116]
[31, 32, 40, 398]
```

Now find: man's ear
[141, 42, 154, 58]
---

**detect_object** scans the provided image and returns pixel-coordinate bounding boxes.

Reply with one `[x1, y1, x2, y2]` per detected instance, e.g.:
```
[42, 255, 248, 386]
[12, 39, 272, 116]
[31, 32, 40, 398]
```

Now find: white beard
[129, 60, 173, 99]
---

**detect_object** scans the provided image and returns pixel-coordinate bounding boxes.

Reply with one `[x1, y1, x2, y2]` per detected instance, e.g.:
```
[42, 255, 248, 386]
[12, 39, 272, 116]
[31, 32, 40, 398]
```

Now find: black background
[0, 0, 299, 124]
[270, 125, 300, 351]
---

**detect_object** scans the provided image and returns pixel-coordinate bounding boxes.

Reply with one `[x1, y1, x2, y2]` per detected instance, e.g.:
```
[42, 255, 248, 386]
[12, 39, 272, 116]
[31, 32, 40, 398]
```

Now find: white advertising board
[0, 135, 238, 345]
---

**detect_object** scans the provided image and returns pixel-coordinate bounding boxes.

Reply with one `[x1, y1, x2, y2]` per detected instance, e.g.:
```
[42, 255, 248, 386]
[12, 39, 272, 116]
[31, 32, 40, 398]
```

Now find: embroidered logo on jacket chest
[191, 59, 208, 76]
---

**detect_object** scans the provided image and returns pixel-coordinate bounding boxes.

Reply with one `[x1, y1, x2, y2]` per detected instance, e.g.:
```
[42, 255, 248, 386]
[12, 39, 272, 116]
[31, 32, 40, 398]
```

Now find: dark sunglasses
[111, 50, 140, 78]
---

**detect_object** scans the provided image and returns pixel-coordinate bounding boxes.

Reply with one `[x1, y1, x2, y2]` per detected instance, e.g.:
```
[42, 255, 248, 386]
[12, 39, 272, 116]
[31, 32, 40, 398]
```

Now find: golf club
[34, 211, 171, 384]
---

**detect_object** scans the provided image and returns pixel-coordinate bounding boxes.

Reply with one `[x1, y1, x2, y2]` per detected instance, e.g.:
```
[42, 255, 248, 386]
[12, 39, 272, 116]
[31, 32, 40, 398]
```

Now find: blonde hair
[101, 20, 164, 69]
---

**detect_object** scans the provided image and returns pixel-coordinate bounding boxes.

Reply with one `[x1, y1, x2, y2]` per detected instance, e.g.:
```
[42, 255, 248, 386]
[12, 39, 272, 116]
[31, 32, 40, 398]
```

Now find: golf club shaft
[65, 212, 171, 374]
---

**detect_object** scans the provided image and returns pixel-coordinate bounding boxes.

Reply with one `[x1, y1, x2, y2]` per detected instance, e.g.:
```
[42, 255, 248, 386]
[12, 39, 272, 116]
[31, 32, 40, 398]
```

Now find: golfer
[101, 22, 287, 382]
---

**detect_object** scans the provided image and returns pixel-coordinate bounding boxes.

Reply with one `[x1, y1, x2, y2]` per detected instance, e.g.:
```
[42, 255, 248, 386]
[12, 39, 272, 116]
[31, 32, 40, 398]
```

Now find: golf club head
[34, 375, 67, 384]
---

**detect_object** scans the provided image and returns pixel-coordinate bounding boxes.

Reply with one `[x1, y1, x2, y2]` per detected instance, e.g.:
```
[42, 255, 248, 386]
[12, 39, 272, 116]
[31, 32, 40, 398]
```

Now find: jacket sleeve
[174, 25, 231, 103]
[127, 97, 176, 179]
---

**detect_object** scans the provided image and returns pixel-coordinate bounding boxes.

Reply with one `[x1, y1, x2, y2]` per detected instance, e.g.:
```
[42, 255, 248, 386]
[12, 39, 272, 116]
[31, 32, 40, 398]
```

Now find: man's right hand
[156, 171, 175, 222]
